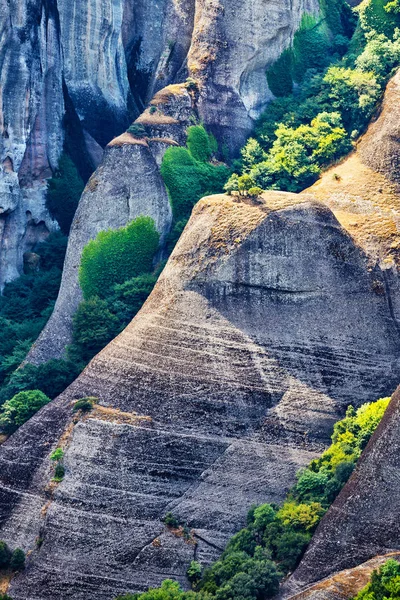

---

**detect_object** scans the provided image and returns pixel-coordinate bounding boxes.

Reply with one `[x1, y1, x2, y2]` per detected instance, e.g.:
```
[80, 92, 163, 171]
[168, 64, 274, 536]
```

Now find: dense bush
[161, 125, 229, 221]
[115, 397, 389, 600]
[10, 549, 25, 572]
[187, 126, 214, 162]
[69, 297, 121, 363]
[46, 153, 84, 235]
[0, 360, 80, 408]
[79, 217, 159, 299]
[353, 559, 400, 600]
[0, 232, 68, 399]
[0, 390, 51, 433]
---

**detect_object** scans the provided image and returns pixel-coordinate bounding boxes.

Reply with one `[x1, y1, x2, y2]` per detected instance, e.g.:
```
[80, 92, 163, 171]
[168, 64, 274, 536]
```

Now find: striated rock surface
[285, 553, 400, 600]
[188, 0, 319, 149]
[1, 193, 399, 598]
[358, 70, 400, 184]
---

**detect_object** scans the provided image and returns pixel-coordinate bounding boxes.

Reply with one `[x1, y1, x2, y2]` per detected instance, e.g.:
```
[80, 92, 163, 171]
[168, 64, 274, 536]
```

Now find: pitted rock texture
[358, 70, 400, 184]
[27, 137, 173, 363]
[283, 384, 400, 595]
[1, 195, 400, 599]
[284, 553, 400, 600]
[1, 0, 319, 286]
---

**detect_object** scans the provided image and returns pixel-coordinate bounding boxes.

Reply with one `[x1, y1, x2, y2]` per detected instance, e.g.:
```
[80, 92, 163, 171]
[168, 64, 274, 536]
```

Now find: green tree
[70, 297, 121, 363]
[0, 390, 51, 433]
[79, 217, 160, 300]
[10, 548, 25, 571]
[187, 126, 212, 162]
[46, 153, 84, 235]
[187, 561, 202, 587]
[0, 541, 11, 568]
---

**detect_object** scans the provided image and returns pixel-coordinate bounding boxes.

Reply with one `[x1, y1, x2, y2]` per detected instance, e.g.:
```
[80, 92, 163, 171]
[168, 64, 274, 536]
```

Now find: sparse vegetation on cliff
[115, 397, 389, 600]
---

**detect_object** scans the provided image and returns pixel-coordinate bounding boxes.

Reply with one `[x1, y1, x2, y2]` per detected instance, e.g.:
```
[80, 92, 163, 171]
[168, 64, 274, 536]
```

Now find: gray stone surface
[1, 195, 399, 598]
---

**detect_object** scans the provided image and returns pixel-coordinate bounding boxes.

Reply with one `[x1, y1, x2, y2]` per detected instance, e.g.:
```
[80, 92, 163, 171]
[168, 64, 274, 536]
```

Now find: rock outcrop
[0, 0, 320, 287]
[285, 553, 400, 600]
[27, 135, 173, 363]
[282, 383, 400, 595]
[1, 193, 399, 599]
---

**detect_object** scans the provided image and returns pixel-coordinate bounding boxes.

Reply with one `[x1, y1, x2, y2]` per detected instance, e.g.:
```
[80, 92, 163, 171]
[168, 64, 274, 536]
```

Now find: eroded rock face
[358, 70, 400, 184]
[27, 136, 173, 363]
[188, 0, 319, 149]
[283, 385, 400, 596]
[1, 195, 399, 599]
[1, 0, 320, 286]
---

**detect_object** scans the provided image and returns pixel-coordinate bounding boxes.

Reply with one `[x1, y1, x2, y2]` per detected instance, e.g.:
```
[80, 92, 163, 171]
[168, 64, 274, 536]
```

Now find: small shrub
[185, 77, 198, 91]
[53, 463, 65, 482]
[73, 398, 95, 413]
[50, 448, 64, 462]
[10, 548, 25, 572]
[0, 541, 11, 567]
[187, 560, 202, 587]
[248, 187, 263, 198]
[164, 512, 180, 528]
[149, 106, 157, 115]
[127, 123, 148, 138]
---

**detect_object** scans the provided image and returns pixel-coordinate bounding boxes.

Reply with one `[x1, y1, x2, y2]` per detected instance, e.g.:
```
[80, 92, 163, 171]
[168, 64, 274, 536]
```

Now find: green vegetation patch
[79, 216, 160, 300]
[353, 559, 400, 600]
[161, 125, 229, 221]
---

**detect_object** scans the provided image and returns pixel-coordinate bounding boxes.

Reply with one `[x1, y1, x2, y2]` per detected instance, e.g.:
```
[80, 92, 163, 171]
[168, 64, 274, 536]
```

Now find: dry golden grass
[0, 570, 12, 594]
[148, 137, 179, 146]
[107, 132, 148, 148]
[150, 84, 187, 105]
[306, 153, 400, 265]
[82, 404, 152, 426]
[136, 113, 179, 126]
[290, 552, 400, 600]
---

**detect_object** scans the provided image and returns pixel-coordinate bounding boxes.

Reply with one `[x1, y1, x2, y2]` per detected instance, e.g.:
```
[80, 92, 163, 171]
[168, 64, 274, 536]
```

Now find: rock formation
[285, 553, 400, 600]
[0, 0, 319, 287]
[0, 191, 399, 599]
[283, 385, 400, 595]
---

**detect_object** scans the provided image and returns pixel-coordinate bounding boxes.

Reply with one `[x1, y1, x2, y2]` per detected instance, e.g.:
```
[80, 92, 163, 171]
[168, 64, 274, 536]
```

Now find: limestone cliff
[0, 192, 399, 599]
[0, 0, 319, 287]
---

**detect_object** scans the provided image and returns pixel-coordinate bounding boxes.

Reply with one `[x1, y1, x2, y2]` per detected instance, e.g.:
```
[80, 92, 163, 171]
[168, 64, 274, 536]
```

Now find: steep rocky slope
[283, 385, 400, 596]
[0, 192, 399, 599]
[0, 0, 319, 287]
